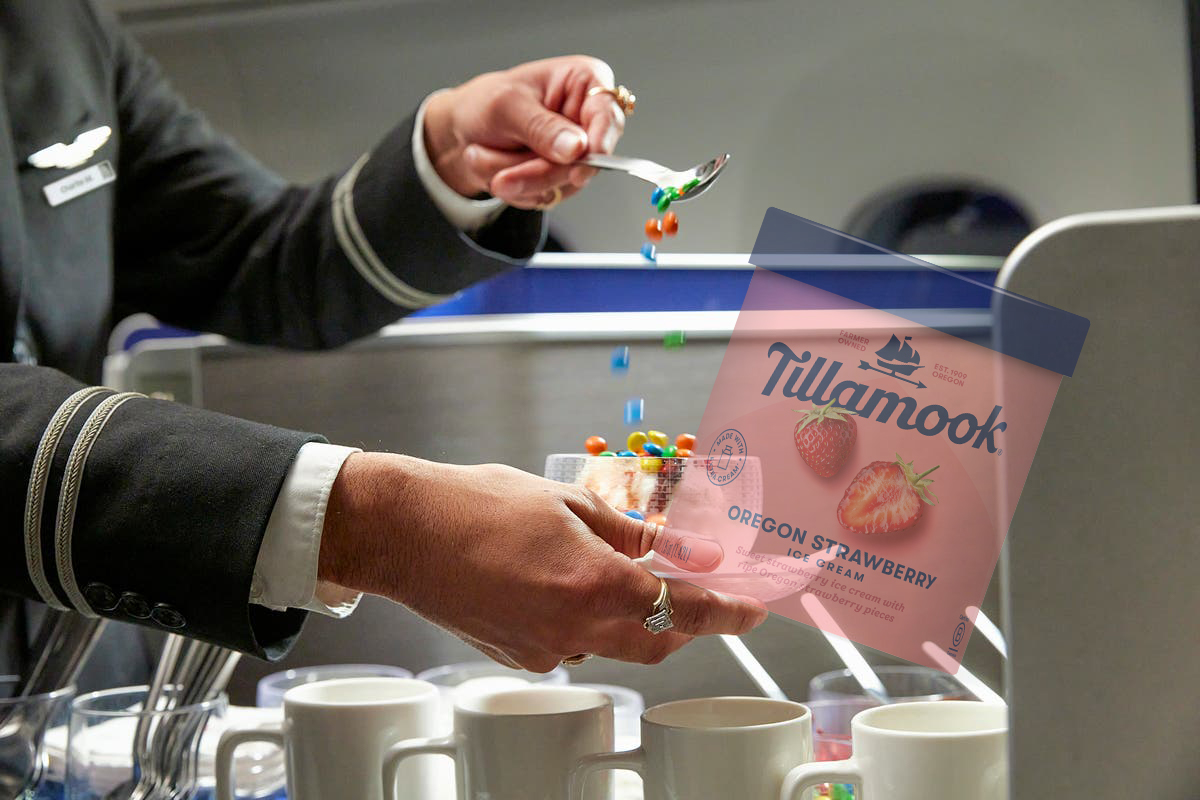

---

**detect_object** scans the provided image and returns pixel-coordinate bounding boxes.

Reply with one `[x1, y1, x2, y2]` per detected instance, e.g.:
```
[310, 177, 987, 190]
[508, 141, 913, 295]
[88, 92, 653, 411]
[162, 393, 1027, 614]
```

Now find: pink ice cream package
[665, 208, 1090, 670]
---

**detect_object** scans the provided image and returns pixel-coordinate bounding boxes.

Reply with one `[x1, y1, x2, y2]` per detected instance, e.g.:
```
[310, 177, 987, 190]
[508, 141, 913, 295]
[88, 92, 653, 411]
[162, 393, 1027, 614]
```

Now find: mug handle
[570, 748, 645, 800]
[215, 722, 285, 800]
[381, 734, 458, 800]
[780, 758, 862, 800]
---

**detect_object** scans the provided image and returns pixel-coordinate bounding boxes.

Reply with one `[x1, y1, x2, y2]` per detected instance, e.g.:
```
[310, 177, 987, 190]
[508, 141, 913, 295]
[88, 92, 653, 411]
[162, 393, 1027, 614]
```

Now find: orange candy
[585, 435, 607, 455]
[661, 211, 679, 236]
[647, 513, 668, 526]
[675, 448, 694, 458]
[675, 433, 696, 450]
[644, 218, 663, 242]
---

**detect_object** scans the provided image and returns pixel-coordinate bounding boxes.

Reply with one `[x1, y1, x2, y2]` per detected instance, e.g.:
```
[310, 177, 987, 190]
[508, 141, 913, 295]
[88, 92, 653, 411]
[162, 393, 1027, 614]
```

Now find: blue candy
[616, 449, 636, 457]
[650, 187, 664, 206]
[611, 345, 630, 372]
[640, 243, 657, 262]
[623, 397, 644, 425]
[624, 510, 645, 520]
[643, 442, 663, 456]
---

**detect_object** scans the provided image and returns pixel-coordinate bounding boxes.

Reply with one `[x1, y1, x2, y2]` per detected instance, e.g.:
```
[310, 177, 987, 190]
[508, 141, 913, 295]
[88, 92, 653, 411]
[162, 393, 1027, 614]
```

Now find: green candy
[667, 186, 680, 200]
[663, 445, 678, 458]
[598, 450, 616, 456]
[683, 178, 700, 191]
[663, 330, 687, 349]
[656, 194, 672, 212]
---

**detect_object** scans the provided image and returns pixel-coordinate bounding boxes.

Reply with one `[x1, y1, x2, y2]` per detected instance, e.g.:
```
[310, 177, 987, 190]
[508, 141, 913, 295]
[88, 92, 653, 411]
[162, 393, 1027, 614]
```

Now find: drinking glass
[67, 686, 226, 800]
[803, 698, 880, 800]
[808, 666, 969, 703]
[0, 677, 75, 800]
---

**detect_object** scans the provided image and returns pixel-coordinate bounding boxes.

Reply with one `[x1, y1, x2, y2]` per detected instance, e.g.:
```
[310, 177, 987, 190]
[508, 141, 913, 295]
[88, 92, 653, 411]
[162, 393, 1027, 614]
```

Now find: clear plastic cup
[0, 677, 75, 800]
[255, 664, 413, 708]
[808, 666, 970, 704]
[415, 661, 568, 690]
[803, 697, 880, 800]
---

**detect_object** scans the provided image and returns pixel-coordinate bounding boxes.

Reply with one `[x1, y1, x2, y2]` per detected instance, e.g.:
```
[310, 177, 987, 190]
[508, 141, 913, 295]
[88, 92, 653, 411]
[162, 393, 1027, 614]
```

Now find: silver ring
[643, 578, 674, 634]
[562, 653, 593, 666]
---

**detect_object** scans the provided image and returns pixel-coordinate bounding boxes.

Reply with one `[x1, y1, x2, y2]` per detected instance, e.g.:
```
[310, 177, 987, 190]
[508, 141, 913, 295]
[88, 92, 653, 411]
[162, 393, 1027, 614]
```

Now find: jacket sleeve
[0, 363, 322, 659]
[92, 6, 545, 348]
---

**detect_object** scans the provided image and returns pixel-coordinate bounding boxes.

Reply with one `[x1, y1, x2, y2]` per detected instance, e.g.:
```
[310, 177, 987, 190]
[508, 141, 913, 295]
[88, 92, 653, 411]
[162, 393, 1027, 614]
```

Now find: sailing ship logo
[859, 334, 927, 388]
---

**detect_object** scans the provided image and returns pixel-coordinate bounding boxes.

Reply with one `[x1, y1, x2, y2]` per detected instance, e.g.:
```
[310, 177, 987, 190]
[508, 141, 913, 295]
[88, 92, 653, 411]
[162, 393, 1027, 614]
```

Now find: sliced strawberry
[836, 453, 938, 534]
[794, 400, 857, 477]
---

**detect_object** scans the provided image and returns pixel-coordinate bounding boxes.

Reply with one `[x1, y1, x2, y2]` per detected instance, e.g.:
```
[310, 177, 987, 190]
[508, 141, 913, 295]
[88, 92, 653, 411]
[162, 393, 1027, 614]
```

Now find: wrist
[423, 89, 486, 198]
[318, 452, 419, 597]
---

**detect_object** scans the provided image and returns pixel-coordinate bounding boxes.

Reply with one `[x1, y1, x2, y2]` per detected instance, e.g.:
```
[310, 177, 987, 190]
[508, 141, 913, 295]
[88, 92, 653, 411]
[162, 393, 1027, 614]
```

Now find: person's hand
[421, 55, 625, 209]
[317, 453, 767, 672]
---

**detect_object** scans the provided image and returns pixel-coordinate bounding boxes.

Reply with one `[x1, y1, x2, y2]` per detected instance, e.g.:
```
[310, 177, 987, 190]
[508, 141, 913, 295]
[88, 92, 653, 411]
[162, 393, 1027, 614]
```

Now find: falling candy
[623, 398, 645, 425]
[650, 187, 664, 207]
[640, 243, 657, 262]
[663, 330, 687, 350]
[661, 211, 679, 236]
[656, 193, 672, 213]
[644, 218, 663, 242]
[611, 345, 630, 372]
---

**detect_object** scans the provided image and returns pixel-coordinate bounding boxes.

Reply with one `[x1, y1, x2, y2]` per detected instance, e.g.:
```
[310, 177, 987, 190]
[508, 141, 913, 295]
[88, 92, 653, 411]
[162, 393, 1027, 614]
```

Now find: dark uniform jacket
[0, 1, 543, 674]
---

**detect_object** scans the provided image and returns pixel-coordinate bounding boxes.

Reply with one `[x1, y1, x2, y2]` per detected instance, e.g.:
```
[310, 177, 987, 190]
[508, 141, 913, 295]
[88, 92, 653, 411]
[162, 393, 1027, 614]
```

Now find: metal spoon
[577, 152, 730, 200]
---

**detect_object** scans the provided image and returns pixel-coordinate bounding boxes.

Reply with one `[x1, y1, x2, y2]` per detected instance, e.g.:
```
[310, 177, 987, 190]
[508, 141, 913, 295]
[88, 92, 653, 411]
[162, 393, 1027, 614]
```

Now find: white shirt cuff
[412, 90, 506, 234]
[252, 442, 364, 618]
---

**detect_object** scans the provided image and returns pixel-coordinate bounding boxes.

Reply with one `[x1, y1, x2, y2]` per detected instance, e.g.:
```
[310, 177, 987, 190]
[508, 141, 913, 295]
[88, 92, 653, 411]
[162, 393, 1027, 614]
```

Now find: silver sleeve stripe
[331, 153, 453, 310]
[24, 386, 111, 610]
[53, 391, 144, 617]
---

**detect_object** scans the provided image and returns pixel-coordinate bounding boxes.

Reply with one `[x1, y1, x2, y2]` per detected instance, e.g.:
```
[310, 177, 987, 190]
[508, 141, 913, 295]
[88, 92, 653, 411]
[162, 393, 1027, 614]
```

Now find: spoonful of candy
[576, 152, 730, 204]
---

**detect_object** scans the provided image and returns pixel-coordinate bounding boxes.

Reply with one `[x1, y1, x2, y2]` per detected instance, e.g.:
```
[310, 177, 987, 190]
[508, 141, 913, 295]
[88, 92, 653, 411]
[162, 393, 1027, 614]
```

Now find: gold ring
[562, 653, 593, 666]
[643, 578, 674, 635]
[587, 84, 636, 116]
[534, 185, 563, 211]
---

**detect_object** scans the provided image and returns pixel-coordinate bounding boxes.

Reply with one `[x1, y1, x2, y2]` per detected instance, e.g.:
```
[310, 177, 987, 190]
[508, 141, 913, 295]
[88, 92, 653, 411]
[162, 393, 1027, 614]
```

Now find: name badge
[42, 160, 116, 207]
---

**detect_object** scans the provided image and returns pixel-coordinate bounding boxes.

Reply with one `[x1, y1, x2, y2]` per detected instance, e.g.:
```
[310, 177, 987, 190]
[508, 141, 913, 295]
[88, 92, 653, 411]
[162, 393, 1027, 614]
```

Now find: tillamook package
[665, 209, 1089, 669]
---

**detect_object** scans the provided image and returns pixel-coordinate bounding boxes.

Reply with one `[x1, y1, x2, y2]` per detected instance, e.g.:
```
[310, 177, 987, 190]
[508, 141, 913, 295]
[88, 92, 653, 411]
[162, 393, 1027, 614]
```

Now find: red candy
[585, 435, 607, 455]
[661, 211, 679, 236]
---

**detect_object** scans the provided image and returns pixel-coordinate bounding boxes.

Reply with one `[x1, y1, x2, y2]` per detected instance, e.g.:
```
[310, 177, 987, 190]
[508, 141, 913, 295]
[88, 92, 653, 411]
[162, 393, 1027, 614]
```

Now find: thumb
[497, 93, 588, 164]
[582, 498, 725, 572]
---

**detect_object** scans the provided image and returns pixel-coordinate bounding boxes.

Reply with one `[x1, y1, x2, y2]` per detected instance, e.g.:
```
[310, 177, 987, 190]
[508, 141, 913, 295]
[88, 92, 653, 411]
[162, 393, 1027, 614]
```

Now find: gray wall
[111, 0, 1191, 253]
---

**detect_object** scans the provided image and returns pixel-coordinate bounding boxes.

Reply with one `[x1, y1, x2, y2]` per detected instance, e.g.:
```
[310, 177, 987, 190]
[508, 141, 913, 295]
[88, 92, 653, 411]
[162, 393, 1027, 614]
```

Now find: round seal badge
[706, 428, 747, 486]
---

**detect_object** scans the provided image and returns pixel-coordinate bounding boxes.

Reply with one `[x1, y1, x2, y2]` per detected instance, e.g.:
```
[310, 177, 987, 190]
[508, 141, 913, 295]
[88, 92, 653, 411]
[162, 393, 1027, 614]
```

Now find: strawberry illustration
[793, 400, 857, 477]
[836, 453, 939, 534]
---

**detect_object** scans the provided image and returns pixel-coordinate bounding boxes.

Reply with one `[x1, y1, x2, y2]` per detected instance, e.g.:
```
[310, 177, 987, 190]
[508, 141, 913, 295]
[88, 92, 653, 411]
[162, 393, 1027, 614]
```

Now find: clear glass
[804, 697, 880, 800]
[0, 677, 75, 800]
[808, 666, 970, 704]
[67, 686, 226, 800]
[255, 664, 413, 708]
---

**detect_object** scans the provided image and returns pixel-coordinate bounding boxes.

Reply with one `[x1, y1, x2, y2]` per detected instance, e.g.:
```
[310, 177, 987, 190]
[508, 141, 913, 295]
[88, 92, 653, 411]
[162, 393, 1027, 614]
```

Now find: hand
[421, 55, 626, 209]
[318, 453, 767, 672]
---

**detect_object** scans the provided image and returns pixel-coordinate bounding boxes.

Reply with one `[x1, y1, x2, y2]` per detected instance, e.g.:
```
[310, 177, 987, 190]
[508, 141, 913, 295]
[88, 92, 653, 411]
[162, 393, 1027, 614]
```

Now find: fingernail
[601, 127, 620, 154]
[551, 129, 586, 161]
[677, 537, 723, 570]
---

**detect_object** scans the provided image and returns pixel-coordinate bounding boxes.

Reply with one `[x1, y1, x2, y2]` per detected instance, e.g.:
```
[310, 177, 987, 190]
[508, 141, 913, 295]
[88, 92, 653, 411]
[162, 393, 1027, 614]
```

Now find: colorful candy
[639, 457, 663, 473]
[663, 445, 677, 457]
[640, 243, 657, 262]
[650, 187, 664, 207]
[616, 449, 636, 457]
[646, 512, 668, 525]
[585, 435, 607, 455]
[611, 345, 630, 372]
[624, 509, 645, 520]
[663, 330, 687, 349]
[675, 448, 693, 458]
[598, 450, 616, 456]
[643, 442, 663, 457]
[656, 194, 672, 213]
[675, 433, 696, 450]
[626, 431, 649, 453]
[623, 398, 645, 425]
[644, 218, 663, 242]
[661, 211, 679, 236]
[647, 430, 669, 447]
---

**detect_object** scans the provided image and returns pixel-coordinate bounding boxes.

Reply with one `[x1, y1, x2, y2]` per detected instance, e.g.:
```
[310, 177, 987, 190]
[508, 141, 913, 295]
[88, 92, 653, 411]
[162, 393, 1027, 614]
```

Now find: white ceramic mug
[571, 696, 813, 800]
[781, 701, 1008, 800]
[384, 685, 614, 800]
[215, 677, 441, 800]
